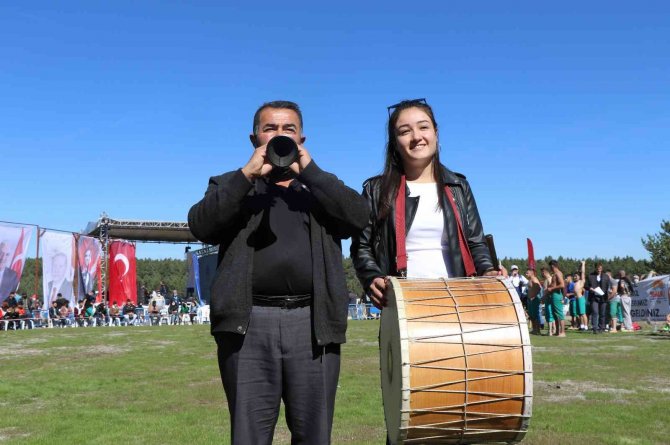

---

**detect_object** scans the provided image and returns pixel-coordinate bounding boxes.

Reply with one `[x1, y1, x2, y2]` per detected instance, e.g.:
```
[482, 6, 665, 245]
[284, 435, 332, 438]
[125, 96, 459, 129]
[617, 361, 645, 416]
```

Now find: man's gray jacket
[188, 161, 368, 345]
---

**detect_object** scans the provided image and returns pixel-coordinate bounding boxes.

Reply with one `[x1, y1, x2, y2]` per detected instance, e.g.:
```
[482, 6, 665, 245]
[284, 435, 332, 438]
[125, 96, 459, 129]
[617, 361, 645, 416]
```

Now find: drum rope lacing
[394, 277, 532, 442]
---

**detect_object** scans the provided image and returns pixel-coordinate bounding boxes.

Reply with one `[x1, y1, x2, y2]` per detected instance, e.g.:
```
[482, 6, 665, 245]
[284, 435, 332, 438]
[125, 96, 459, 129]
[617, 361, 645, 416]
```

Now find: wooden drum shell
[380, 277, 532, 444]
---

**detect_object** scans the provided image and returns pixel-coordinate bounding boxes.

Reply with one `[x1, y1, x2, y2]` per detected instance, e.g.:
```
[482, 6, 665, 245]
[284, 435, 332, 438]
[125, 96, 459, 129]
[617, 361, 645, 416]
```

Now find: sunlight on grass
[1, 323, 669, 444]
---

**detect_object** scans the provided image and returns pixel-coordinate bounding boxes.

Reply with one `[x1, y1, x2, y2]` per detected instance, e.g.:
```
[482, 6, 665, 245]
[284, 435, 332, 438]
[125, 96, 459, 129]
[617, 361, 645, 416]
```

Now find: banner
[77, 236, 102, 300]
[631, 275, 670, 322]
[0, 224, 33, 300]
[108, 240, 137, 306]
[41, 231, 76, 308]
[196, 252, 218, 305]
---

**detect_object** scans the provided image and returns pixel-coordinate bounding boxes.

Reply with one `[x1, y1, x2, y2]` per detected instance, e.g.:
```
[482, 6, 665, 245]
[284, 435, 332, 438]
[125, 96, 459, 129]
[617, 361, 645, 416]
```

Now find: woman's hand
[369, 277, 388, 309]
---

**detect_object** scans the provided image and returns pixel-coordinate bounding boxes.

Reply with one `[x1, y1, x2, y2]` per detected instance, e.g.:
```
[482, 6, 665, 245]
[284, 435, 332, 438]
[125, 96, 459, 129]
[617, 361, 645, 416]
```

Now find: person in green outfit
[573, 261, 588, 331]
[541, 266, 555, 336]
[546, 260, 566, 338]
[526, 269, 542, 335]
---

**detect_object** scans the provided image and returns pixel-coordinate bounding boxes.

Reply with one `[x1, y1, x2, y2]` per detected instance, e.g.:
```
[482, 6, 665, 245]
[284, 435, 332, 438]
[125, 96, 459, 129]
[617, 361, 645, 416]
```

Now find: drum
[380, 277, 532, 444]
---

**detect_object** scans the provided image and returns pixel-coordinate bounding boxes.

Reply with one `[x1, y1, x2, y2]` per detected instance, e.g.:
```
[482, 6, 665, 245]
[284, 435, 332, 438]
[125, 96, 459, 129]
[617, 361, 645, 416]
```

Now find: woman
[351, 99, 496, 308]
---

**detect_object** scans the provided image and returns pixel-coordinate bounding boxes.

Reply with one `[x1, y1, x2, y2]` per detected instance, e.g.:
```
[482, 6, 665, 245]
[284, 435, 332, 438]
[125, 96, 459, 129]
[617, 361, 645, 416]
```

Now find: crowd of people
[0, 286, 208, 331]
[508, 261, 649, 336]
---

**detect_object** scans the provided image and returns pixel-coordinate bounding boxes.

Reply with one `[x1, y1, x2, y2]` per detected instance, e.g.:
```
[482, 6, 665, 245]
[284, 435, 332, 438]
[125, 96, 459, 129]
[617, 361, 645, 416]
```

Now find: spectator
[509, 265, 529, 306]
[573, 261, 588, 331]
[618, 270, 634, 332]
[605, 270, 621, 333]
[179, 300, 189, 323]
[188, 300, 198, 324]
[75, 300, 86, 326]
[149, 301, 160, 326]
[122, 299, 137, 325]
[564, 274, 577, 329]
[546, 260, 566, 338]
[159, 281, 167, 297]
[586, 263, 611, 334]
[171, 289, 182, 305]
[526, 269, 542, 335]
[95, 302, 109, 327]
[541, 267, 555, 336]
[27, 294, 40, 318]
[109, 302, 122, 326]
[58, 303, 70, 327]
[168, 298, 180, 325]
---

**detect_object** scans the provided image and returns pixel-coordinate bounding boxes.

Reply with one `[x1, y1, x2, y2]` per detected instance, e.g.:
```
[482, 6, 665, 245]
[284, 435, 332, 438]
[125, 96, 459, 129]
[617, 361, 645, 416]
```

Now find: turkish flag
[108, 240, 137, 306]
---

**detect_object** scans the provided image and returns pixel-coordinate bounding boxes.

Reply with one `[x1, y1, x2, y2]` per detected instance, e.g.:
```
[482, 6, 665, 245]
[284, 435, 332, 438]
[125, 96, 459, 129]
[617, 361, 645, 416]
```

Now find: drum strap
[394, 175, 476, 277]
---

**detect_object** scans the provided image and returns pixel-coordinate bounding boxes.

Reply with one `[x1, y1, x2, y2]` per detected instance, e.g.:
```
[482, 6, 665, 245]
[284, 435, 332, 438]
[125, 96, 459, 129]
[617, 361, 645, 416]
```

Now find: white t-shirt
[405, 182, 450, 279]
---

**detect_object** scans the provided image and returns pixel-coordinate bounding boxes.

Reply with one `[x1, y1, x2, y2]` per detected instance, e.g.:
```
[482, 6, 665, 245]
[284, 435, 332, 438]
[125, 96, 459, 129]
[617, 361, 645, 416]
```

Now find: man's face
[0, 243, 10, 269]
[511, 268, 519, 276]
[84, 250, 91, 266]
[565, 275, 572, 283]
[252, 108, 304, 148]
[573, 274, 580, 281]
[52, 254, 67, 282]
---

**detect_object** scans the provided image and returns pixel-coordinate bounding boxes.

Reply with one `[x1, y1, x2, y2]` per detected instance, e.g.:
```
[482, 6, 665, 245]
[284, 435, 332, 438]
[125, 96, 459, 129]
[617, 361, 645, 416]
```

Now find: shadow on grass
[645, 333, 670, 340]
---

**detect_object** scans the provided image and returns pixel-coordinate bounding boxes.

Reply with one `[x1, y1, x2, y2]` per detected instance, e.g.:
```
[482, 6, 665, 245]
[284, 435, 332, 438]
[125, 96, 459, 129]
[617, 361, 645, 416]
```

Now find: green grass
[1, 323, 669, 444]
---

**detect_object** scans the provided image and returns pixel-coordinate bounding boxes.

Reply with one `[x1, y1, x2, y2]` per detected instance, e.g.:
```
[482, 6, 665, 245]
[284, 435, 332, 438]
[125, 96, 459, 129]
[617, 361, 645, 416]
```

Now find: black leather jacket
[350, 165, 493, 292]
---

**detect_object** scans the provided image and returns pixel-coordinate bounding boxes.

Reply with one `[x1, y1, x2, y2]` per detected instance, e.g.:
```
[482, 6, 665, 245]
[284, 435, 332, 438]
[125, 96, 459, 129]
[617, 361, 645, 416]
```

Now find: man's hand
[288, 144, 313, 175]
[241, 145, 273, 181]
[369, 277, 388, 309]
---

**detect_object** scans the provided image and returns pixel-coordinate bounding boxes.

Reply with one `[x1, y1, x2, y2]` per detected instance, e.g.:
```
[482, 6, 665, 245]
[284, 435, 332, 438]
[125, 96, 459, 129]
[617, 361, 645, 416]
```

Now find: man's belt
[252, 294, 312, 309]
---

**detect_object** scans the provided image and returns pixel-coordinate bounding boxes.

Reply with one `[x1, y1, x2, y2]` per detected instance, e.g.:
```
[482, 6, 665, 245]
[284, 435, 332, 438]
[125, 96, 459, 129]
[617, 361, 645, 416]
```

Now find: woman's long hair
[378, 100, 443, 220]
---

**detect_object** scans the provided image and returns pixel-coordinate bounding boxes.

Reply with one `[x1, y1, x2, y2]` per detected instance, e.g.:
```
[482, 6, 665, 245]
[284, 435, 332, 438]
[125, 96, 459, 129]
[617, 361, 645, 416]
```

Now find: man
[188, 100, 368, 444]
[525, 269, 542, 335]
[605, 269, 621, 332]
[586, 263, 610, 334]
[122, 298, 137, 326]
[564, 274, 577, 329]
[573, 261, 588, 331]
[168, 297, 180, 325]
[509, 265, 529, 306]
[0, 241, 19, 300]
[47, 252, 74, 306]
[79, 248, 96, 295]
[541, 266, 555, 336]
[546, 260, 566, 337]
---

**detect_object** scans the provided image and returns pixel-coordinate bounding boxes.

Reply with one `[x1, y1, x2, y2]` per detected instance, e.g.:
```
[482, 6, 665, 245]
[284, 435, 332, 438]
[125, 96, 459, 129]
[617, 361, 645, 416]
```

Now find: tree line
[14, 255, 654, 301]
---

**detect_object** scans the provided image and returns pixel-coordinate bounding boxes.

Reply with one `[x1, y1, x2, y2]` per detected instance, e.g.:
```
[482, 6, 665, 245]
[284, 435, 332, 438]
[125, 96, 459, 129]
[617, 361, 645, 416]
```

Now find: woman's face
[394, 107, 438, 169]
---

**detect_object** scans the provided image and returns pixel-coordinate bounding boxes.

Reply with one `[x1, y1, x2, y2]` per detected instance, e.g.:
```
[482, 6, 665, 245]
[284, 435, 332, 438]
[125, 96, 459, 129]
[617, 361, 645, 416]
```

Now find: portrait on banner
[0, 224, 32, 301]
[77, 236, 102, 299]
[41, 232, 76, 308]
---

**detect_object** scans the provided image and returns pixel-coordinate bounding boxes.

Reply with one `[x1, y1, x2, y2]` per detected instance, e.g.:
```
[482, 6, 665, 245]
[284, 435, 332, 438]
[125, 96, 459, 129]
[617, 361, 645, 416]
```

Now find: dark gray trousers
[215, 305, 340, 445]
[590, 300, 607, 332]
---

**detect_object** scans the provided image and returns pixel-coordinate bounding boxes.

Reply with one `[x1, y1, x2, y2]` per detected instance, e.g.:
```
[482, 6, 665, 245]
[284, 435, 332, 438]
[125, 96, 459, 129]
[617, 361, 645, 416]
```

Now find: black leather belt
[252, 294, 312, 309]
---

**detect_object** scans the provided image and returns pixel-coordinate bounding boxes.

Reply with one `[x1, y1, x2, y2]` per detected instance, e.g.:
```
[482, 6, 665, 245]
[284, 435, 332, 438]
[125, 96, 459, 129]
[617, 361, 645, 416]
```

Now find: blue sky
[1, 1, 668, 262]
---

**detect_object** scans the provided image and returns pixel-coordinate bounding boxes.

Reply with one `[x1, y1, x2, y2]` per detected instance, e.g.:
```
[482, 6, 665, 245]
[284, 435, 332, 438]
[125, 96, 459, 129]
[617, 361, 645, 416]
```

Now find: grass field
[1, 322, 669, 445]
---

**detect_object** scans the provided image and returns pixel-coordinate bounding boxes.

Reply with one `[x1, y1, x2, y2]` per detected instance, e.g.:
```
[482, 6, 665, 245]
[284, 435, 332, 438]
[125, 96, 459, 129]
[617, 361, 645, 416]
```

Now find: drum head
[380, 280, 405, 445]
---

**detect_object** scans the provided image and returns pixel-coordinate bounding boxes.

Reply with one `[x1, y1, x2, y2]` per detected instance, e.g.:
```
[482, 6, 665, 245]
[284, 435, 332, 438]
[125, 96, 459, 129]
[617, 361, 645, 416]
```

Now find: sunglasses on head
[387, 98, 427, 118]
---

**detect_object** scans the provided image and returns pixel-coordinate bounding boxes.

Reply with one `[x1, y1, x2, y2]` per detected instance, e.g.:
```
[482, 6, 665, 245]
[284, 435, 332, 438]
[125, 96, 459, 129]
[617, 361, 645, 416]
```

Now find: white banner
[631, 275, 670, 322]
[41, 231, 76, 309]
[0, 224, 33, 300]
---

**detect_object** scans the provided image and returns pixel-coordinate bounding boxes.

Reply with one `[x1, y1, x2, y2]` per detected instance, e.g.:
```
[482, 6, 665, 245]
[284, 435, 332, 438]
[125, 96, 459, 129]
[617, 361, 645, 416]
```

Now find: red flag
[108, 240, 137, 306]
[10, 228, 26, 276]
[527, 238, 536, 271]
